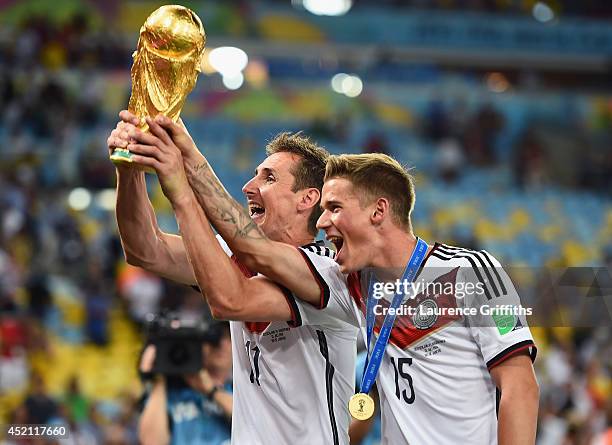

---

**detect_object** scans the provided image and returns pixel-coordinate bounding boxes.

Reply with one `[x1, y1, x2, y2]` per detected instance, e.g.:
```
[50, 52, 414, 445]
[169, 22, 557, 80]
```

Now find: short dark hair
[266, 132, 329, 236]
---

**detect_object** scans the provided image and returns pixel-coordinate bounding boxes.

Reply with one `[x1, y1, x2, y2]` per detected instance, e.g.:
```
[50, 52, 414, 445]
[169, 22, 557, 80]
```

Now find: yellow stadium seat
[257, 15, 326, 42]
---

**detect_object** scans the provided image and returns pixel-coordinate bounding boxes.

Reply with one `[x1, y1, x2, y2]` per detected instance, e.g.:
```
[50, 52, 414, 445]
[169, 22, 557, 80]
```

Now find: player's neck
[371, 231, 418, 282]
[269, 228, 314, 247]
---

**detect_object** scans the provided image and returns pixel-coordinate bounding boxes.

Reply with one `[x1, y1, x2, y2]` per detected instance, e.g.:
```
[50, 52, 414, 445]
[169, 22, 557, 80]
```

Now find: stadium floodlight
[533, 2, 554, 23]
[95, 189, 117, 211]
[486, 72, 510, 93]
[208, 47, 249, 77]
[303, 0, 352, 16]
[200, 48, 217, 74]
[342, 74, 363, 97]
[222, 72, 245, 90]
[331, 73, 363, 97]
[331, 73, 349, 93]
[68, 188, 92, 211]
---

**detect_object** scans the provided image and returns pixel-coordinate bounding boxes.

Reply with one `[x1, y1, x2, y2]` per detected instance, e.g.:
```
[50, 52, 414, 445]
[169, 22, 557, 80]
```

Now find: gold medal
[349, 393, 375, 420]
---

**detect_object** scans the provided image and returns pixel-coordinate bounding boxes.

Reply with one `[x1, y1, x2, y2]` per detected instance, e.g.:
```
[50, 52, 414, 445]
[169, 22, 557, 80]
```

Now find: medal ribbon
[360, 238, 428, 395]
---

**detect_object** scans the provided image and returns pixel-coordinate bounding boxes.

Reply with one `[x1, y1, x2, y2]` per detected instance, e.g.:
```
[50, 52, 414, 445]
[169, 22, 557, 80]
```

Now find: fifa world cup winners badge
[109, 5, 206, 169]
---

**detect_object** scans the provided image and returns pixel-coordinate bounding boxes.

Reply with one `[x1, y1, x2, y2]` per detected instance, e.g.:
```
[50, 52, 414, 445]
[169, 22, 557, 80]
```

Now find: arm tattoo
[188, 161, 265, 241]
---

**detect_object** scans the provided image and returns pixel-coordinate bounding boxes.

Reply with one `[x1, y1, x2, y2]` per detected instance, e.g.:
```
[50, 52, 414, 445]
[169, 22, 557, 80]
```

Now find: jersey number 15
[390, 357, 415, 404]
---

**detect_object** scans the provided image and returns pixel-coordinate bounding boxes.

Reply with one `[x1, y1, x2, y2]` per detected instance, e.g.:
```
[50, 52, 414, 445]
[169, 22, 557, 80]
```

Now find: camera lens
[168, 342, 190, 365]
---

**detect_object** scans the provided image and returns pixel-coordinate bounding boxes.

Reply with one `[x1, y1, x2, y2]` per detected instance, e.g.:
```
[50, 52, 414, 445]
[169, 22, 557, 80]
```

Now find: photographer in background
[138, 319, 232, 445]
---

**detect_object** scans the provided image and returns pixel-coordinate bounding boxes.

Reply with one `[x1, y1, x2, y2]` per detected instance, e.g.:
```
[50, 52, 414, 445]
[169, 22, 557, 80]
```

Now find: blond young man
[312, 154, 539, 444]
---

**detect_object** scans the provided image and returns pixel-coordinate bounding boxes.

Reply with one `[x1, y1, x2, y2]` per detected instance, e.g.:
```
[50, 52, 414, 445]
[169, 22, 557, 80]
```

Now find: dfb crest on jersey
[413, 298, 438, 330]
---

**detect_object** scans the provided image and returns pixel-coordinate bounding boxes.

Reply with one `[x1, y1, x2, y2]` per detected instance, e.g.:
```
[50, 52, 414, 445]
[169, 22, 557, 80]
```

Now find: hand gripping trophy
[109, 4, 206, 167]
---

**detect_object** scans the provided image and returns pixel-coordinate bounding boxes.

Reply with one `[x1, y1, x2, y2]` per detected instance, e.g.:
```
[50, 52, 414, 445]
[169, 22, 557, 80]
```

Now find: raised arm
[126, 116, 323, 307]
[125, 118, 299, 321]
[173, 189, 296, 321]
[108, 113, 196, 285]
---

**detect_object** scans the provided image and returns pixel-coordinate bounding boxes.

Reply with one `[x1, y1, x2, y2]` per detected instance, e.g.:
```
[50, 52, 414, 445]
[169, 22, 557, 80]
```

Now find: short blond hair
[324, 153, 415, 230]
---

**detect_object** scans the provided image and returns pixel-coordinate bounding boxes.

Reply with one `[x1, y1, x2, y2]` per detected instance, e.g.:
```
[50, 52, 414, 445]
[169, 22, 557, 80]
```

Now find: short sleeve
[215, 234, 233, 257]
[461, 251, 537, 370]
[288, 248, 361, 330]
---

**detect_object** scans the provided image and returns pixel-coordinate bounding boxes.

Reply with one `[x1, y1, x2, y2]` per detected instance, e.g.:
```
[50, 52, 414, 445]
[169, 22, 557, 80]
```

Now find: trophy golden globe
[110, 4, 206, 168]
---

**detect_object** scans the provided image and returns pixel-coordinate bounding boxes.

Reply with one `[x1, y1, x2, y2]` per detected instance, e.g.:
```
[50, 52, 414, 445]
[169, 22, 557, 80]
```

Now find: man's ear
[371, 197, 389, 226]
[297, 188, 321, 212]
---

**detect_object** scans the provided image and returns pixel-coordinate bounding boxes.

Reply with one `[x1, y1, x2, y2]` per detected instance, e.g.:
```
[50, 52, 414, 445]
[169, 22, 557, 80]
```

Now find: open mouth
[248, 202, 265, 220]
[328, 235, 344, 254]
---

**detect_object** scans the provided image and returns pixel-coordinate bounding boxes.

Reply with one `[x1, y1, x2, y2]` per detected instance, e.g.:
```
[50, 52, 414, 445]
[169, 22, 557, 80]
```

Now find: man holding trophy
[110, 5, 360, 444]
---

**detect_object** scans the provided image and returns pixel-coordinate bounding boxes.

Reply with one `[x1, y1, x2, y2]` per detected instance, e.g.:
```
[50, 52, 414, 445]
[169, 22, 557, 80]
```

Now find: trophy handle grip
[110, 147, 133, 165]
[110, 147, 154, 173]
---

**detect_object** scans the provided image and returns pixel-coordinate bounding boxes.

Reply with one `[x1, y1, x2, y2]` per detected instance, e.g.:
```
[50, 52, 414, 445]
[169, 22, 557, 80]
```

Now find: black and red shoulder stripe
[296, 248, 331, 309]
[487, 340, 537, 370]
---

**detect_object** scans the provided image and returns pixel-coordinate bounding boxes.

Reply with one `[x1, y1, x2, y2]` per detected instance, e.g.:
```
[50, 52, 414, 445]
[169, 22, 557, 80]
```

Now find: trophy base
[110, 148, 133, 164]
[110, 148, 155, 174]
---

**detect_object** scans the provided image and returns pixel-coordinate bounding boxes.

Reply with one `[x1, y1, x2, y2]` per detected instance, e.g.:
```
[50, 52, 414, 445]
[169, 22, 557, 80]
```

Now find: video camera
[145, 313, 226, 376]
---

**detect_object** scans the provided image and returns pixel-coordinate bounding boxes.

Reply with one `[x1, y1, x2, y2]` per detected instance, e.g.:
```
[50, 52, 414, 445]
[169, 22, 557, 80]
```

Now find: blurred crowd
[6, 374, 140, 445]
[0, 5, 610, 445]
[0, 13, 128, 72]
[323, 0, 612, 18]
[419, 98, 612, 193]
[536, 329, 611, 445]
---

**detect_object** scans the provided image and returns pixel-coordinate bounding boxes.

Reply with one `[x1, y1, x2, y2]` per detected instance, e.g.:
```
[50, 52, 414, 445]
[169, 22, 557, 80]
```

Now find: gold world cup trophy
[109, 4, 206, 168]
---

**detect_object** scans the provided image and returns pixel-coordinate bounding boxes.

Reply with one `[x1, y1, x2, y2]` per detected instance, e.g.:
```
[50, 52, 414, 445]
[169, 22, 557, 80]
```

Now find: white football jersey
[214, 236, 359, 445]
[299, 243, 537, 445]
